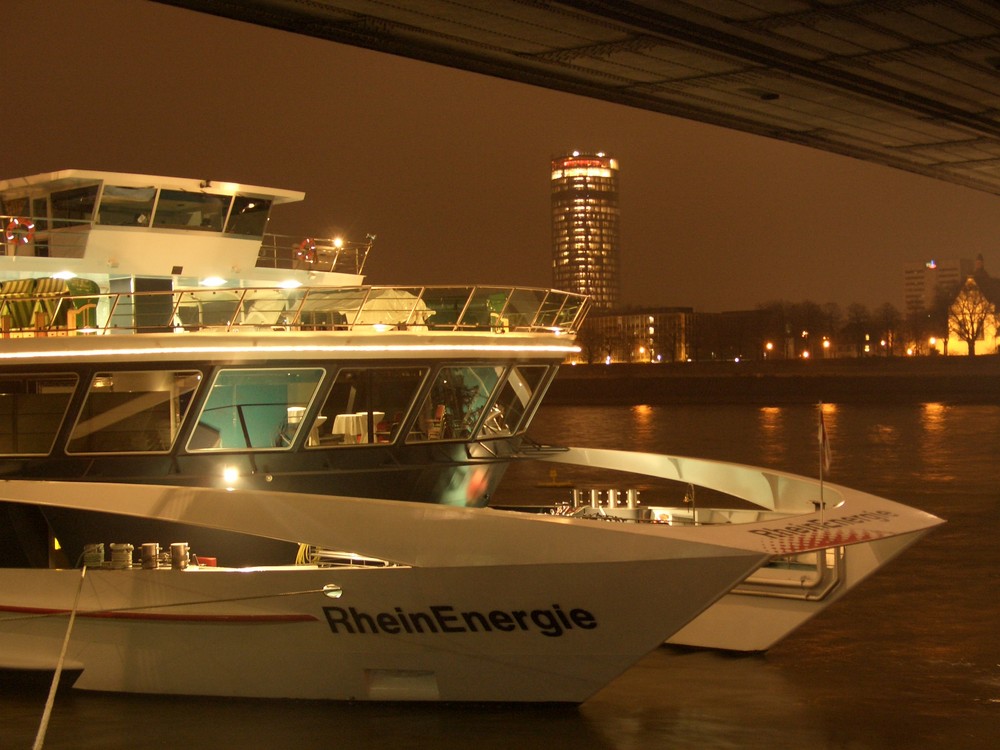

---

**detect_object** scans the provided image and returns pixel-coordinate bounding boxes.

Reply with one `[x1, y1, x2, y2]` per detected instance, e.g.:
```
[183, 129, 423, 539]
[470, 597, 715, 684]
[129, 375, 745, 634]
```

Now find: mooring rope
[1, 585, 330, 624]
[32, 565, 87, 750]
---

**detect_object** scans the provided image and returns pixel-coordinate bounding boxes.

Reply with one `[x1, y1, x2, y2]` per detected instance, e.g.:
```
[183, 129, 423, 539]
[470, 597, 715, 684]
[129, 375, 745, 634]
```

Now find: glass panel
[190, 368, 324, 451]
[31, 197, 48, 231]
[477, 365, 550, 438]
[153, 190, 233, 232]
[456, 287, 513, 330]
[407, 365, 503, 443]
[97, 186, 155, 226]
[295, 288, 367, 329]
[419, 288, 474, 329]
[51, 185, 98, 228]
[225, 196, 272, 237]
[67, 371, 202, 454]
[504, 288, 547, 329]
[313, 367, 428, 447]
[0, 374, 78, 455]
[534, 292, 568, 328]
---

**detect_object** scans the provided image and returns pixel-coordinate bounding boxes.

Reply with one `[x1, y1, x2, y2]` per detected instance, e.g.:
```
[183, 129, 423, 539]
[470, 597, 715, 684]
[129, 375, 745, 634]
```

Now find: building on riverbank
[551, 152, 620, 311]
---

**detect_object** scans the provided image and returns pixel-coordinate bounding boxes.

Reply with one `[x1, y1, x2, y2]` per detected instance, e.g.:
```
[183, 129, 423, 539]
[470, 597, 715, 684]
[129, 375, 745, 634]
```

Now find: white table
[331, 411, 384, 444]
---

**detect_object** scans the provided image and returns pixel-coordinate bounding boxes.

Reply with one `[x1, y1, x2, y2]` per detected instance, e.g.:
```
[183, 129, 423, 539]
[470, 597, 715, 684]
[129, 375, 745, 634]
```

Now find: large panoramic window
[190, 368, 324, 451]
[97, 186, 156, 226]
[407, 365, 503, 443]
[0, 374, 78, 455]
[153, 190, 233, 232]
[477, 365, 550, 438]
[50, 185, 98, 228]
[67, 370, 201, 454]
[225, 196, 272, 238]
[311, 366, 428, 447]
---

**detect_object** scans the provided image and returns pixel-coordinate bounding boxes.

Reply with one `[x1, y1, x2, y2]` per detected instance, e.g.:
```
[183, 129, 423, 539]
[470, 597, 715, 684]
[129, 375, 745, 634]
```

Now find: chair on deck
[0, 278, 38, 332]
[32, 277, 71, 329]
[64, 277, 101, 329]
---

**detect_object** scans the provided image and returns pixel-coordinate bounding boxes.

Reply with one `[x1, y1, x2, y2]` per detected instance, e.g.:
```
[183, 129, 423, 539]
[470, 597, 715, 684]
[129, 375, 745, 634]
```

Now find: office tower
[551, 151, 620, 310]
[903, 258, 973, 316]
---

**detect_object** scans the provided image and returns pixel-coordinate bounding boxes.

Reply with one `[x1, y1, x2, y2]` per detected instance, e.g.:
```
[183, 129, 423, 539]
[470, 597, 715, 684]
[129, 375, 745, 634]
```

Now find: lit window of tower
[551, 151, 620, 310]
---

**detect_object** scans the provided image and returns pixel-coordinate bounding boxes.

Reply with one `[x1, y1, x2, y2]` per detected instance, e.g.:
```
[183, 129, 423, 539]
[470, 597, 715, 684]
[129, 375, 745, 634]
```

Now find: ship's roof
[0, 169, 304, 204]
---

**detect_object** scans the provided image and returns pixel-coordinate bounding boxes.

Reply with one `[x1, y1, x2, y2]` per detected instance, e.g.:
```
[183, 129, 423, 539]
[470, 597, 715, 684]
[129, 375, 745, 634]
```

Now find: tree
[928, 283, 959, 352]
[949, 278, 997, 356]
[841, 303, 872, 356]
[904, 308, 933, 354]
[874, 302, 902, 356]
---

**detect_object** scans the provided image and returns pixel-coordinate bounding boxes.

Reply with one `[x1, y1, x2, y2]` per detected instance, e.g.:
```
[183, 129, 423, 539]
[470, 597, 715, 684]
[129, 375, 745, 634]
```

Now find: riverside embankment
[546, 356, 1000, 405]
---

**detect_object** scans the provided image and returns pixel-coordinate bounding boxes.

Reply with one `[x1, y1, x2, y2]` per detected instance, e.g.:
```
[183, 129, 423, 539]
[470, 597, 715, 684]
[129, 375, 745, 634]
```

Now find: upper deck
[0, 282, 589, 342]
[0, 169, 368, 286]
[1, 169, 589, 343]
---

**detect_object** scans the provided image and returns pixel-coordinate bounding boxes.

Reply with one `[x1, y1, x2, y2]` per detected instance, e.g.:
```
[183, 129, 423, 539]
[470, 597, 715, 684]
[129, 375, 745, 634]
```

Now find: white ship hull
[0, 481, 768, 702]
[536, 447, 943, 653]
[0, 558, 747, 702]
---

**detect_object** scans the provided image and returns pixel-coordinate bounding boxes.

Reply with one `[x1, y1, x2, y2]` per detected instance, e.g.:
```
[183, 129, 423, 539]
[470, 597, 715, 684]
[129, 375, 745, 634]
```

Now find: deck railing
[0, 284, 590, 337]
[254, 234, 373, 275]
[2, 213, 372, 278]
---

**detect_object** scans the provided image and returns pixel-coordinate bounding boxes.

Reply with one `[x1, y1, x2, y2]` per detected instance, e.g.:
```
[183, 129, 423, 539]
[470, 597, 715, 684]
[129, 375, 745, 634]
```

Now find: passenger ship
[0, 169, 585, 567]
[0, 170, 942, 702]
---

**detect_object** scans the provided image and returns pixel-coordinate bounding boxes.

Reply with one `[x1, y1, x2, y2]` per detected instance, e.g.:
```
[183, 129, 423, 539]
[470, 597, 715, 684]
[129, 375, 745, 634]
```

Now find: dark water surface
[3, 403, 998, 749]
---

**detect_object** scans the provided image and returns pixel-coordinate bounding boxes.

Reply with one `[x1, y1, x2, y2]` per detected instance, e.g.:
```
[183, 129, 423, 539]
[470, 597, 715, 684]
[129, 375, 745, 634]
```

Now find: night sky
[8, 0, 1000, 312]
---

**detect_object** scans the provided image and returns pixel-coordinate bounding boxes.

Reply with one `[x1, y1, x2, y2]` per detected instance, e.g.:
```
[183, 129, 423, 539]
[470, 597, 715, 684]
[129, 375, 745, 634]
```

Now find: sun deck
[0, 283, 588, 337]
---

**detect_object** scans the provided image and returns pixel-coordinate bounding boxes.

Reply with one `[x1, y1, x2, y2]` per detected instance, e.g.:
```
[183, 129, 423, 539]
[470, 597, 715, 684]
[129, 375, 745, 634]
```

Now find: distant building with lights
[551, 151, 620, 310]
[930, 253, 1000, 356]
[572, 307, 771, 364]
[903, 258, 973, 316]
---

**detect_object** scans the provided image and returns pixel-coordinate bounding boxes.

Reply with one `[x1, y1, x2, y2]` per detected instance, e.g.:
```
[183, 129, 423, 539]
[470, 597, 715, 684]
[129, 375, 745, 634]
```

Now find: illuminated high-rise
[551, 151, 620, 310]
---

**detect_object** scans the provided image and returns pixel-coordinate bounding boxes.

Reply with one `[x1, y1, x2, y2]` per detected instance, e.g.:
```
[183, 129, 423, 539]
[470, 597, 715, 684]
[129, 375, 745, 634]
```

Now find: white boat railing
[1, 213, 372, 277]
[0, 284, 590, 337]
[254, 234, 373, 275]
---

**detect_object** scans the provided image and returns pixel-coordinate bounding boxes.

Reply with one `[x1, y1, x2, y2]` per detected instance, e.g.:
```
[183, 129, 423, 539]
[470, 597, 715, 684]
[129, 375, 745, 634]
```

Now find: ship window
[67, 371, 202, 454]
[50, 185, 98, 228]
[0, 374, 78, 456]
[225, 196, 272, 238]
[189, 368, 324, 451]
[97, 186, 156, 226]
[311, 367, 428, 447]
[153, 190, 233, 232]
[477, 365, 550, 438]
[31, 198, 48, 231]
[407, 365, 504, 443]
[1, 196, 30, 217]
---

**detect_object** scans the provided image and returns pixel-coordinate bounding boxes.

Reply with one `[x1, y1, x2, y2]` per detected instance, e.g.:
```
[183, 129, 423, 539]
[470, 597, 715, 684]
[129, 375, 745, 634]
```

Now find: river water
[3, 403, 998, 749]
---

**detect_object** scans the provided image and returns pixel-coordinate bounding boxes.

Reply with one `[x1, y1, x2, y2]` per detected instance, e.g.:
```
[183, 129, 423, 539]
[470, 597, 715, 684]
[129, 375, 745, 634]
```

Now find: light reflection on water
[4, 403, 998, 749]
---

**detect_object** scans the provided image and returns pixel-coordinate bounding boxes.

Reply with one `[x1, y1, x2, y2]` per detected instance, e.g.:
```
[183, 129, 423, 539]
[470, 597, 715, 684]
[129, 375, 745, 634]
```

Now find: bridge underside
[157, 1, 1000, 195]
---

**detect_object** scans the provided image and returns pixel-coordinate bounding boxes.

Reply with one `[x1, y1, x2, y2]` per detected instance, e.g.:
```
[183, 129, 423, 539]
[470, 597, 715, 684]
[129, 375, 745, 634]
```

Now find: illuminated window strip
[0, 343, 581, 361]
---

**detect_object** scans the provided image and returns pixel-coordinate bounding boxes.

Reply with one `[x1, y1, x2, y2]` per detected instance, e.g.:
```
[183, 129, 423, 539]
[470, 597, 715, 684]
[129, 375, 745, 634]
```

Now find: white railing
[0, 284, 591, 337]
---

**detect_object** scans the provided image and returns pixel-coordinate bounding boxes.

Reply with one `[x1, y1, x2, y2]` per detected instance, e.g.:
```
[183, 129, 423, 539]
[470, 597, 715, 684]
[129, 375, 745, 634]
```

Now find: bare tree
[949, 278, 997, 356]
[874, 302, 902, 356]
[841, 303, 872, 356]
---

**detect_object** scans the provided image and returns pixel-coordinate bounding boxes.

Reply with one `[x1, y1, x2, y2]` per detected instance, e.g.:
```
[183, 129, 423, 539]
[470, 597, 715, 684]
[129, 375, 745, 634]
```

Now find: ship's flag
[819, 406, 832, 474]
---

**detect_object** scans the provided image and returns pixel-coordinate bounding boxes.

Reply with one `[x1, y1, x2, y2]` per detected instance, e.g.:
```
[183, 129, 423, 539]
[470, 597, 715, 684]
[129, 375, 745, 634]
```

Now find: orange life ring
[296, 238, 315, 263]
[4, 217, 35, 245]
